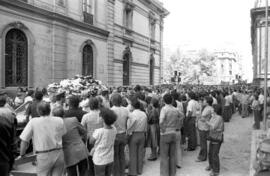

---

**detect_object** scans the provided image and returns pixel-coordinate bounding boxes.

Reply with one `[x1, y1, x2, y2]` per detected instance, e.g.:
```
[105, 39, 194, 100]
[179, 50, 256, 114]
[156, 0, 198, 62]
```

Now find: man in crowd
[0, 91, 17, 176]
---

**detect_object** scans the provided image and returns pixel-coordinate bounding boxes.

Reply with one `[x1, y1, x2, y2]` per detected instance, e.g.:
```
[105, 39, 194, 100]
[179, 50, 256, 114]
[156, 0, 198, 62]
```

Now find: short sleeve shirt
[111, 106, 129, 134]
[20, 116, 66, 151]
[92, 127, 117, 165]
[81, 110, 103, 139]
[187, 100, 199, 117]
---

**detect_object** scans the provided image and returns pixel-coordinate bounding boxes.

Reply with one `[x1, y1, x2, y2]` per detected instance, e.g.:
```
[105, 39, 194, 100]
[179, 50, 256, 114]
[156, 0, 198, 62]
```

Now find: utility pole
[263, 0, 269, 131]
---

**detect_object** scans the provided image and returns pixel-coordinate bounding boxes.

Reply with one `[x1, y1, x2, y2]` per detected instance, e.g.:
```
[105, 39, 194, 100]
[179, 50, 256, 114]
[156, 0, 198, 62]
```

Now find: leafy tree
[164, 48, 216, 84]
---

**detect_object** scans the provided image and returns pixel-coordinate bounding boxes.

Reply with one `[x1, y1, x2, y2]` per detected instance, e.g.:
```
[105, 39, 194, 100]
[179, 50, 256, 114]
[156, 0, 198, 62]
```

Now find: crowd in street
[0, 84, 269, 176]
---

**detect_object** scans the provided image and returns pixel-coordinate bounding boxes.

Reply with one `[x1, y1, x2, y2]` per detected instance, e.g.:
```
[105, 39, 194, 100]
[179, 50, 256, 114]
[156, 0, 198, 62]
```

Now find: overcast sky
[160, 0, 256, 81]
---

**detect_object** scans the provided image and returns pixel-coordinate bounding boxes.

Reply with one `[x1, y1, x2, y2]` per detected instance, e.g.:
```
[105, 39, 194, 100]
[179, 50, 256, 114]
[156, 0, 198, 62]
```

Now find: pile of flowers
[47, 75, 108, 96]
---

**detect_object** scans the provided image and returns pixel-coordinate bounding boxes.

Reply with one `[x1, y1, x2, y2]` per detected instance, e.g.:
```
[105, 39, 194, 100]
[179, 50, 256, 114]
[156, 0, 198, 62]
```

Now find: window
[57, 0, 65, 7]
[124, 4, 133, 30]
[82, 44, 94, 76]
[150, 21, 156, 40]
[83, 0, 94, 24]
[83, 0, 92, 14]
[5, 29, 28, 87]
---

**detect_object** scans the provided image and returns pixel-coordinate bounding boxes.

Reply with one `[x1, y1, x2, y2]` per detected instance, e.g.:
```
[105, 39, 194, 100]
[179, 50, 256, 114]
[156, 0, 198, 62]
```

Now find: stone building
[0, 0, 168, 89]
[251, 1, 270, 85]
[213, 52, 242, 84]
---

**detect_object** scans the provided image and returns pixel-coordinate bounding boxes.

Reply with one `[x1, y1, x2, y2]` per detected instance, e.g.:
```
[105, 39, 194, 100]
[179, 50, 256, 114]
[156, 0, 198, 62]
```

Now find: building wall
[0, 0, 168, 89]
[214, 52, 241, 84]
[251, 7, 270, 85]
[111, 0, 165, 86]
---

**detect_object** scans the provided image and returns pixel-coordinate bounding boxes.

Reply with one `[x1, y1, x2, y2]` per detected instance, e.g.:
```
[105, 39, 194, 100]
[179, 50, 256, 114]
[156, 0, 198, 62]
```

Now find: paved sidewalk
[177, 113, 252, 176]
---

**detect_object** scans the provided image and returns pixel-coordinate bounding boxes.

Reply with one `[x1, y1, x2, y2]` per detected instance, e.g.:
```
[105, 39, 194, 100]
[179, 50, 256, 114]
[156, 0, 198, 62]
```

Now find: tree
[164, 48, 217, 84]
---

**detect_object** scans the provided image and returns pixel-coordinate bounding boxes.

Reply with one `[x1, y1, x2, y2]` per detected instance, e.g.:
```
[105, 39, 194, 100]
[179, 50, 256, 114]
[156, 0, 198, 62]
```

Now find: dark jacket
[0, 107, 17, 168]
[64, 108, 87, 122]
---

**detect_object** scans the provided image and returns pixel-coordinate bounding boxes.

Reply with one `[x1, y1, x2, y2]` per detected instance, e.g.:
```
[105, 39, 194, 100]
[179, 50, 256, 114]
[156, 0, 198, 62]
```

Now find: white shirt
[20, 116, 66, 151]
[24, 96, 33, 103]
[127, 109, 147, 134]
[81, 110, 103, 139]
[259, 94, 264, 105]
[80, 99, 90, 112]
[111, 106, 129, 134]
[187, 99, 200, 117]
[212, 97, 218, 105]
[92, 127, 117, 165]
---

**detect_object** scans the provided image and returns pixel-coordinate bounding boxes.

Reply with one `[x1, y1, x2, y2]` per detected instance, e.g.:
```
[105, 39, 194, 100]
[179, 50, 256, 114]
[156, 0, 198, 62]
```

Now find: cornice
[0, 0, 110, 38]
[113, 59, 160, 69]
[137, 0, 169, 17]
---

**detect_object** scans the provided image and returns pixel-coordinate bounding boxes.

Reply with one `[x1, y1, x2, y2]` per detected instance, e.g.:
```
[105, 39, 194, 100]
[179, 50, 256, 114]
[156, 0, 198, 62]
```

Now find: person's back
[27, 116, 66, 150]
[0, 102, 16, 176]
[111, 106, 129, 133]
[81, 110, 103, 138]
[64, 108, 87, 123]
[160, 105, 179, 133]
[19, 101, 66, 176]
[62, 117, 88, 167]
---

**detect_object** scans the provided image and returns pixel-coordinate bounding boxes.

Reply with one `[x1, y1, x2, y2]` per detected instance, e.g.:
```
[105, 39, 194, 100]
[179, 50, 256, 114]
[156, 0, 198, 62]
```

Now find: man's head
[67, 95, 80, 108]
[111, 93, 122, 107]
[100, 108, 117, 126]
[163, 93, 173, 105]
[37, 102, 51, 116]
[52, 107, 64, 118]
[34, 91, 44, 101]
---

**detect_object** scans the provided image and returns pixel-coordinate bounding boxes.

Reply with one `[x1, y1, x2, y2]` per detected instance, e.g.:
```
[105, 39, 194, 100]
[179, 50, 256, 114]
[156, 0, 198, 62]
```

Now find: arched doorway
[149, 56, 154, 85]
[82, 44, 94, 76]
[5, 29, 28, 87]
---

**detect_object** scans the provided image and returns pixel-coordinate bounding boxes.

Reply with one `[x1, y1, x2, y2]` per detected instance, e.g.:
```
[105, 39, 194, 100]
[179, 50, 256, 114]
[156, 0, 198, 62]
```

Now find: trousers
[66, 158, 88, 176]
[36, 150, 65, 176]
[208, 141, 222, 173]
[175, 131, 183, 167]
[254, 110, 261, 129]
[94, 162, 113, 176]
[160, 133, 176, 176]
[187, 117, 197, 150]
[198, 130, 209, 161]
[128, 132, 145, 176]
[113, 133, 127, 176]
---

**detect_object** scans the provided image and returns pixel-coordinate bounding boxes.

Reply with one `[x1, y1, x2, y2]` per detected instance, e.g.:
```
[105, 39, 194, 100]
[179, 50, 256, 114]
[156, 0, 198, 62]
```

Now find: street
[142, 112, 253, 176]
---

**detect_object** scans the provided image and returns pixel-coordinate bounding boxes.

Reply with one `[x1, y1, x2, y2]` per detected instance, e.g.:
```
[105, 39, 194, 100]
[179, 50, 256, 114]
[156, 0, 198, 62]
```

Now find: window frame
[83, 0, 92, 14]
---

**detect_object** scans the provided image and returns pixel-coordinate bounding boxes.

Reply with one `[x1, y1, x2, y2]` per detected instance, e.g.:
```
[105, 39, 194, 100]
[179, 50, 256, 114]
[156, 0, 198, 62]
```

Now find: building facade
[0, 0, 168, 89]
[251, 1, 270, 85]
[213, 52, 242, 85]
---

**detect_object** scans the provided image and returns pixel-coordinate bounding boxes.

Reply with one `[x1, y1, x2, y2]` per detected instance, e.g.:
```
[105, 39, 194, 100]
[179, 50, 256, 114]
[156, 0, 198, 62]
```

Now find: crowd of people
[0, 84, 269, 176]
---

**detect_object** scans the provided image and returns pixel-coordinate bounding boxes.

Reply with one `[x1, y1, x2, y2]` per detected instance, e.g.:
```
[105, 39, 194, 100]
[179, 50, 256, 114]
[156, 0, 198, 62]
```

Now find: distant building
[251, 1, 270, 85]
[0, 0, 169, 89]
[213, 52, 242, 84]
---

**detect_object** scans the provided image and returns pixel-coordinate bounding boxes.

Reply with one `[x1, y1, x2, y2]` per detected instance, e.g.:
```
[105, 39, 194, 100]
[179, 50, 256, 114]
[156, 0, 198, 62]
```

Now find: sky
[160, 0, 256, 81]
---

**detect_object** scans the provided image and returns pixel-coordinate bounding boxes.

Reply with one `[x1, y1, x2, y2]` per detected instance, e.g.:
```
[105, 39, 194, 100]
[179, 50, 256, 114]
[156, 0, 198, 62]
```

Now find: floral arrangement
[47, 75, 108, 96]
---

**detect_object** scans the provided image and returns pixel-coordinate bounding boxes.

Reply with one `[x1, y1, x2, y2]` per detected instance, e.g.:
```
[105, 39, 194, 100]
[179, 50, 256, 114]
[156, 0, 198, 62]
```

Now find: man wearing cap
[0, 92, 17, 176]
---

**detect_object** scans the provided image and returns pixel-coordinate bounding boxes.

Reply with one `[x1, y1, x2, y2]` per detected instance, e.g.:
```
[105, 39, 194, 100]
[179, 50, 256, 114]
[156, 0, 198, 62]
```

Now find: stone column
[159, 18, 164, 84]
[106, 0, 115, 86]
